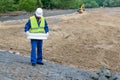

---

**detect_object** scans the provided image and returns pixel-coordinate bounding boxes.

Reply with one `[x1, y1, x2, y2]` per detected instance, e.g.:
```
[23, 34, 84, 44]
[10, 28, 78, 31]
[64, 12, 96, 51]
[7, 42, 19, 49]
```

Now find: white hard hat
[35, 8, 43, 17]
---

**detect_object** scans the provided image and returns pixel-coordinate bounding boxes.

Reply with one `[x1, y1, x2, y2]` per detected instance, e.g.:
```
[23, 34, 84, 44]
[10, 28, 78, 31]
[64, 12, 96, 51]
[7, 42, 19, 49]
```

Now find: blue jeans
[30, 39, 43, 64]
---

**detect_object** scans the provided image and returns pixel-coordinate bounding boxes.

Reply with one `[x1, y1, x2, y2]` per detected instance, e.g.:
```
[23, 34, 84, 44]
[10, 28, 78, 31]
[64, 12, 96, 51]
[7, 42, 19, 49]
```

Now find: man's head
[35, 8, 43, 17]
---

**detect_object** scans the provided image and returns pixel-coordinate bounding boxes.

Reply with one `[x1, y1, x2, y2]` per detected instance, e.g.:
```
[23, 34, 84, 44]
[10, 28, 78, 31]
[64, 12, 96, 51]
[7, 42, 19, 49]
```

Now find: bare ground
[0, 7, 120, 72]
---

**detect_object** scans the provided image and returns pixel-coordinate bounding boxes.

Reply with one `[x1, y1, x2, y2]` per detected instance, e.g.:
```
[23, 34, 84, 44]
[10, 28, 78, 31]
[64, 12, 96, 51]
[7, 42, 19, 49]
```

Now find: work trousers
[30, 39, 43, 64]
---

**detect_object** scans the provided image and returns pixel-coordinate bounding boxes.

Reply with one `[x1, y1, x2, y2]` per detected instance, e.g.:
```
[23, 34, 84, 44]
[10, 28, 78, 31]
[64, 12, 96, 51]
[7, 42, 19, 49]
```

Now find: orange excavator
[77, 4, 85, 13]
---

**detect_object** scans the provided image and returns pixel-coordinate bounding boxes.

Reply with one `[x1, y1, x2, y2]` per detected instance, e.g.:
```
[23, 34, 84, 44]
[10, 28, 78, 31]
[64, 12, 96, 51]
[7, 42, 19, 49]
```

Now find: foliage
[109, 0, 120, 7]
[0, 0, 120, 13]
[19, 0, 42, 12]
[51, 0, 79, 9]
[36, 0, 43, 8]
[103, 0, 110, 7]
[41, 0, 52, 9]
[0, 0, 14, 12]
[97, 0, 105, 6]
[84, 0, 99, 8]
[13, 0, 20, 4]
[76, 0, 84, 8]
[19, 0, 35, 12]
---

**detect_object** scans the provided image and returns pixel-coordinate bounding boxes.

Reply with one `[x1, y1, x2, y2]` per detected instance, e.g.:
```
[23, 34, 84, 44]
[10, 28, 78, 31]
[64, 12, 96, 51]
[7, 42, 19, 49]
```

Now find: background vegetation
[0, 0, 120, 13]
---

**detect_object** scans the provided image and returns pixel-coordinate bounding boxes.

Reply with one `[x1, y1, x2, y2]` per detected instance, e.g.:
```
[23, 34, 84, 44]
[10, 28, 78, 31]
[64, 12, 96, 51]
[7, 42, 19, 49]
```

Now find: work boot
[32, 63, 36, 66]
[37, 62, 44, 65]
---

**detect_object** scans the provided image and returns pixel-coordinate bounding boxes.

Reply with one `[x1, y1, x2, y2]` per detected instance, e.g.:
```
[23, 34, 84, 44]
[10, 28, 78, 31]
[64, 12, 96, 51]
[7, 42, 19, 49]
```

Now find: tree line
[0, 0, 120, 13]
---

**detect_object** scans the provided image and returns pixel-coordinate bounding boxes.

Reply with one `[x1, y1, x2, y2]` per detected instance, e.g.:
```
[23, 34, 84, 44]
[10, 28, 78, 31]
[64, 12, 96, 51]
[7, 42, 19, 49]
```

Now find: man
[24, 8, 49, 66]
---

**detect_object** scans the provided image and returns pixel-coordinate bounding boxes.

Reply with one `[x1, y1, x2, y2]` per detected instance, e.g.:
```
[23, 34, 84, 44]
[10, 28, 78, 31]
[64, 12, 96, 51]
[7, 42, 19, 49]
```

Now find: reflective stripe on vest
[29, 16, 45, 33]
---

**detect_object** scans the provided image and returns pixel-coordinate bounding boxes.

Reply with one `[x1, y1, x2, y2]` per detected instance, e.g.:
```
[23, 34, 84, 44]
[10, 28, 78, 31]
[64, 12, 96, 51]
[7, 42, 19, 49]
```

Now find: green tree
[41, 0, 52, 9]
[51, 0, 80, 9]
[0, 0, 14, 12]
[103, 0, 110, 7]
[19, 0, 42, 12]
[84, 0, 99, 8]
[51, 0, 62, 8]
[36, 0, 43, 8]
[97, 0, 105, 7]
[116, 0, 120, 6]
[13, 0, 19, 4]
[76, 0, 84, 8]
[109, 0, 120, 7]
[103, 0, 120, 7]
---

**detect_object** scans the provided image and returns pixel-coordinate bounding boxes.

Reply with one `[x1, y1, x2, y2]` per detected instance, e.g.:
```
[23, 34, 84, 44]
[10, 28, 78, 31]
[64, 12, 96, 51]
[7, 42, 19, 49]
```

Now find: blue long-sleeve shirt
[24, 17, 49, 33]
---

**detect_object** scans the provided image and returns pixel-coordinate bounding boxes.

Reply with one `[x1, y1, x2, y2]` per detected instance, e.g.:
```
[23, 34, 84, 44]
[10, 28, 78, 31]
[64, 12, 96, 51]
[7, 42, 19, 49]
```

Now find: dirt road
[0, 7, 120, 72]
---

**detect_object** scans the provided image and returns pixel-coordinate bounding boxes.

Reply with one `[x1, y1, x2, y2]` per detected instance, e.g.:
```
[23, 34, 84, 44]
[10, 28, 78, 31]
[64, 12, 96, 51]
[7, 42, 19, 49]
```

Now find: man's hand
[46, 32, 49, 36]
[26, 31, 29, 35]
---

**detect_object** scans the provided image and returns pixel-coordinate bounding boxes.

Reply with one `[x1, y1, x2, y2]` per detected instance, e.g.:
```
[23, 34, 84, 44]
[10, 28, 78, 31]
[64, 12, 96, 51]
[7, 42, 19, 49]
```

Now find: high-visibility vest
[29, 16, 45, 33]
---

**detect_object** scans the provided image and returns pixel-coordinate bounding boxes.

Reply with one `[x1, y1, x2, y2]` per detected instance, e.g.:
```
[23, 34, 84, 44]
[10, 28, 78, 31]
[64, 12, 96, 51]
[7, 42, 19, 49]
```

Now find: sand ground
[0, 7, 120, 72]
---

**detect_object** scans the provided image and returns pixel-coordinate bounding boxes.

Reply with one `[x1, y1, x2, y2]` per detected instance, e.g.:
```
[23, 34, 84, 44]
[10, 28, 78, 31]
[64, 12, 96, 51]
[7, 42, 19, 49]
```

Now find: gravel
[0, 51, 94, 80]
[0, 9, 76, 22]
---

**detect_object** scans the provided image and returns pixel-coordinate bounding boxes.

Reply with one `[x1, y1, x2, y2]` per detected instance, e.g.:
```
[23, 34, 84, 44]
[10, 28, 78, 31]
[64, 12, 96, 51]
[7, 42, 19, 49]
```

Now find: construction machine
[77, 4, 85, 13]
